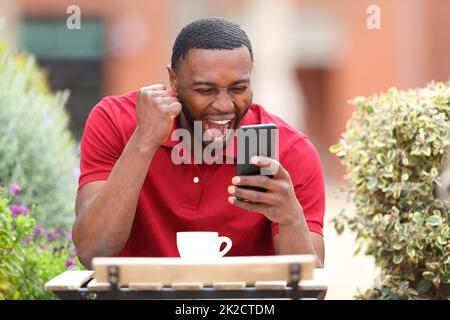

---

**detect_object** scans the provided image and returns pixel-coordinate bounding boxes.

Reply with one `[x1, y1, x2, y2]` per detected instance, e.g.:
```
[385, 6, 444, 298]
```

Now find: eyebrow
[192, 79, 250, 87]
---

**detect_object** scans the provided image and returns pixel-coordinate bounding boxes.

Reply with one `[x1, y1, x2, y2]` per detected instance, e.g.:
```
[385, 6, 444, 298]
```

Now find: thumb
[166, 101, 182, 119]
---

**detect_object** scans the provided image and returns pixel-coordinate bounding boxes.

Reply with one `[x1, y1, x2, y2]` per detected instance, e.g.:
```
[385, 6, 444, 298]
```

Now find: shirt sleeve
[78, 99, 125, 190]
[272, 136, 326, 236]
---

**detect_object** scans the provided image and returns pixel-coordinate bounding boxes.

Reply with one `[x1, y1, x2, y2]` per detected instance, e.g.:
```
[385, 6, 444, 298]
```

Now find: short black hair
[171, 17, 254, 70]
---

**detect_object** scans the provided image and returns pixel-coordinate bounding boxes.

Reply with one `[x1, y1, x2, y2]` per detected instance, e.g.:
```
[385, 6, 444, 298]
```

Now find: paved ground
[322, 184, 379, 299]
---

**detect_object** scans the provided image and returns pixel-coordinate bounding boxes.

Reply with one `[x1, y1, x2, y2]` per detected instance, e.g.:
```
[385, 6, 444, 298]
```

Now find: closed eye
[194, 87, 248, 95]
[230, 87, 247, 94]
[194, 88, 215, 95]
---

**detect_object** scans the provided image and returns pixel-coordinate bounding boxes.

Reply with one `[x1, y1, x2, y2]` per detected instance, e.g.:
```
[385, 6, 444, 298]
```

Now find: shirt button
[193, 177, 200, 183]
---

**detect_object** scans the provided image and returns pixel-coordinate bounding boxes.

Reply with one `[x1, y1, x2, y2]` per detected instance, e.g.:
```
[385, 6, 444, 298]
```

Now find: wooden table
[45, 255, 328, 300]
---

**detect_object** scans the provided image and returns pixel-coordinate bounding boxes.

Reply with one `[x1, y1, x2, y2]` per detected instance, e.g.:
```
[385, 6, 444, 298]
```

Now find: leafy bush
[330, 81, 450, 299]
[0, 40, 79, 229]
[0, 185, 83, 300]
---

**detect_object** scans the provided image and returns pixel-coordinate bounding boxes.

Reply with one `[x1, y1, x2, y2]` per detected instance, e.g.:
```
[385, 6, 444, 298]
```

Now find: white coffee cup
[176, 231, 232, 259]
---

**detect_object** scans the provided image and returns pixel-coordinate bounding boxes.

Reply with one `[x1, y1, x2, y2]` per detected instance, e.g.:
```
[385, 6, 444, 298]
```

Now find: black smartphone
[236, 123, 278, 193]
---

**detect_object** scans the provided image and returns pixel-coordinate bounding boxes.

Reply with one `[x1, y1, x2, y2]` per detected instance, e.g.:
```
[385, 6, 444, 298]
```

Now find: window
[20, 19, 104, 140]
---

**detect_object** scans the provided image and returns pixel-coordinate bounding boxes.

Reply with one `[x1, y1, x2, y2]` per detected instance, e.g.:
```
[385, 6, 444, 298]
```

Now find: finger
[160, 96, 179, 104]
[228, 196, 269, 214]
[227, 185, 277, 204]
[140, 84, 166, 91]
[139, 86, 172, 100]
[231, 174, 277, 191]
[148, 95, 178, 107]
[250, 156, 287, 179]
[144, 90, 172, 97]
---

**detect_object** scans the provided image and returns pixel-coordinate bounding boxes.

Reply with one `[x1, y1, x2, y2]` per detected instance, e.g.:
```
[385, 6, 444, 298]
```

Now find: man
[73, 17, 325, 269]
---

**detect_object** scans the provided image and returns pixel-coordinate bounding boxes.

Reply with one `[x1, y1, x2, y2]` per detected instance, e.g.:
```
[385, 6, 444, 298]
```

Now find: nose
[211, 89, 234, 113]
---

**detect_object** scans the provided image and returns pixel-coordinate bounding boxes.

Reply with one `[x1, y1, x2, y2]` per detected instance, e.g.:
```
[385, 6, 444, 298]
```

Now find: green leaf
[401, 156, 409, 166]
[334, 220, 345, 235]
[367, 177, 378, 189]
[406, 244, 416, 259]
[412, 212, 422, 224]
[425, 215, 442, 226]
[444, 227, 450, 238]
[431, 243, 444, 254]
[430, 167, 438, 177]
[399, 188, 409, 197]
[444, 255, 450, 265]
[12, 291, 20, 300]
[376, 153, 386, 164]
[415, 240, 424, 251]
[393, 188, 401, 199]
[441, 274, 450, 284]
[422, 271, 435, 281]
[329, 144, 344, 155]
[437, 235, 447, 245]
[393, 254, 403, 265]
[354, 245, 362, 256]
[0, 282, 10, 291]
[416, 279, 432, 294]
[399, 281, 409, 289]
[417, 183, 430, 195]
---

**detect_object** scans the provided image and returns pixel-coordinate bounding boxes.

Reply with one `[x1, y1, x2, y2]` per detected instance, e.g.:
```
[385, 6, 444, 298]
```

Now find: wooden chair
[45, 255, 328, 300]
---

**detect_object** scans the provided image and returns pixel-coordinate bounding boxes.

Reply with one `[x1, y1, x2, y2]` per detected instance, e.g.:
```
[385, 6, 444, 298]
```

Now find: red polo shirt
[79, 91, 325, 257]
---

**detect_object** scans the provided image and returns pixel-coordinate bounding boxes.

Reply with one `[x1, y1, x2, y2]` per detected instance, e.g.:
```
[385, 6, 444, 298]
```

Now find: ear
[167, 65, 178, 92]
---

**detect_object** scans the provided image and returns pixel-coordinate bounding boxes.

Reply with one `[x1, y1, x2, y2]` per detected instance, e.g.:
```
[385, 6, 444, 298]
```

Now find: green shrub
[0, 40, 79, 229]
[330, 81, 450, 299]
[0, 185, 84, 300]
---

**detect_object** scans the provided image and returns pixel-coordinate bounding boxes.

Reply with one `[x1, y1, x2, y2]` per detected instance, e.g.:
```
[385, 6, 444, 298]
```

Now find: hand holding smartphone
[236, 123, 278, 194]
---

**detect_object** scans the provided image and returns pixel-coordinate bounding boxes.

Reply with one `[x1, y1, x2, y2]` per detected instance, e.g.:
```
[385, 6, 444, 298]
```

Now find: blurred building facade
[1, 0, 450, 181]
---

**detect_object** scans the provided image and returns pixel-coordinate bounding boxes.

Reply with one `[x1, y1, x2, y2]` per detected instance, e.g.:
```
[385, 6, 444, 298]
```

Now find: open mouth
[203, 117, 235, 143]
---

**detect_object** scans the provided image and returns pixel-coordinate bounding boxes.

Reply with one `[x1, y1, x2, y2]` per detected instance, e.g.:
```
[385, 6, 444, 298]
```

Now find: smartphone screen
[236, 123, 278, 193]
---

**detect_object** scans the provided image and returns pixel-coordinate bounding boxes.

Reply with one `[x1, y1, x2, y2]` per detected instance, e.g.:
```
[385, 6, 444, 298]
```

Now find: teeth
[209, 120, 230, 125]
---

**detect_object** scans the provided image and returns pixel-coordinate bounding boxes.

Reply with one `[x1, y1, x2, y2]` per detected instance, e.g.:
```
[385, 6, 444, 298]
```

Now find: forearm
[278, 213, 324, 268]
[73, 129, 158, 265]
